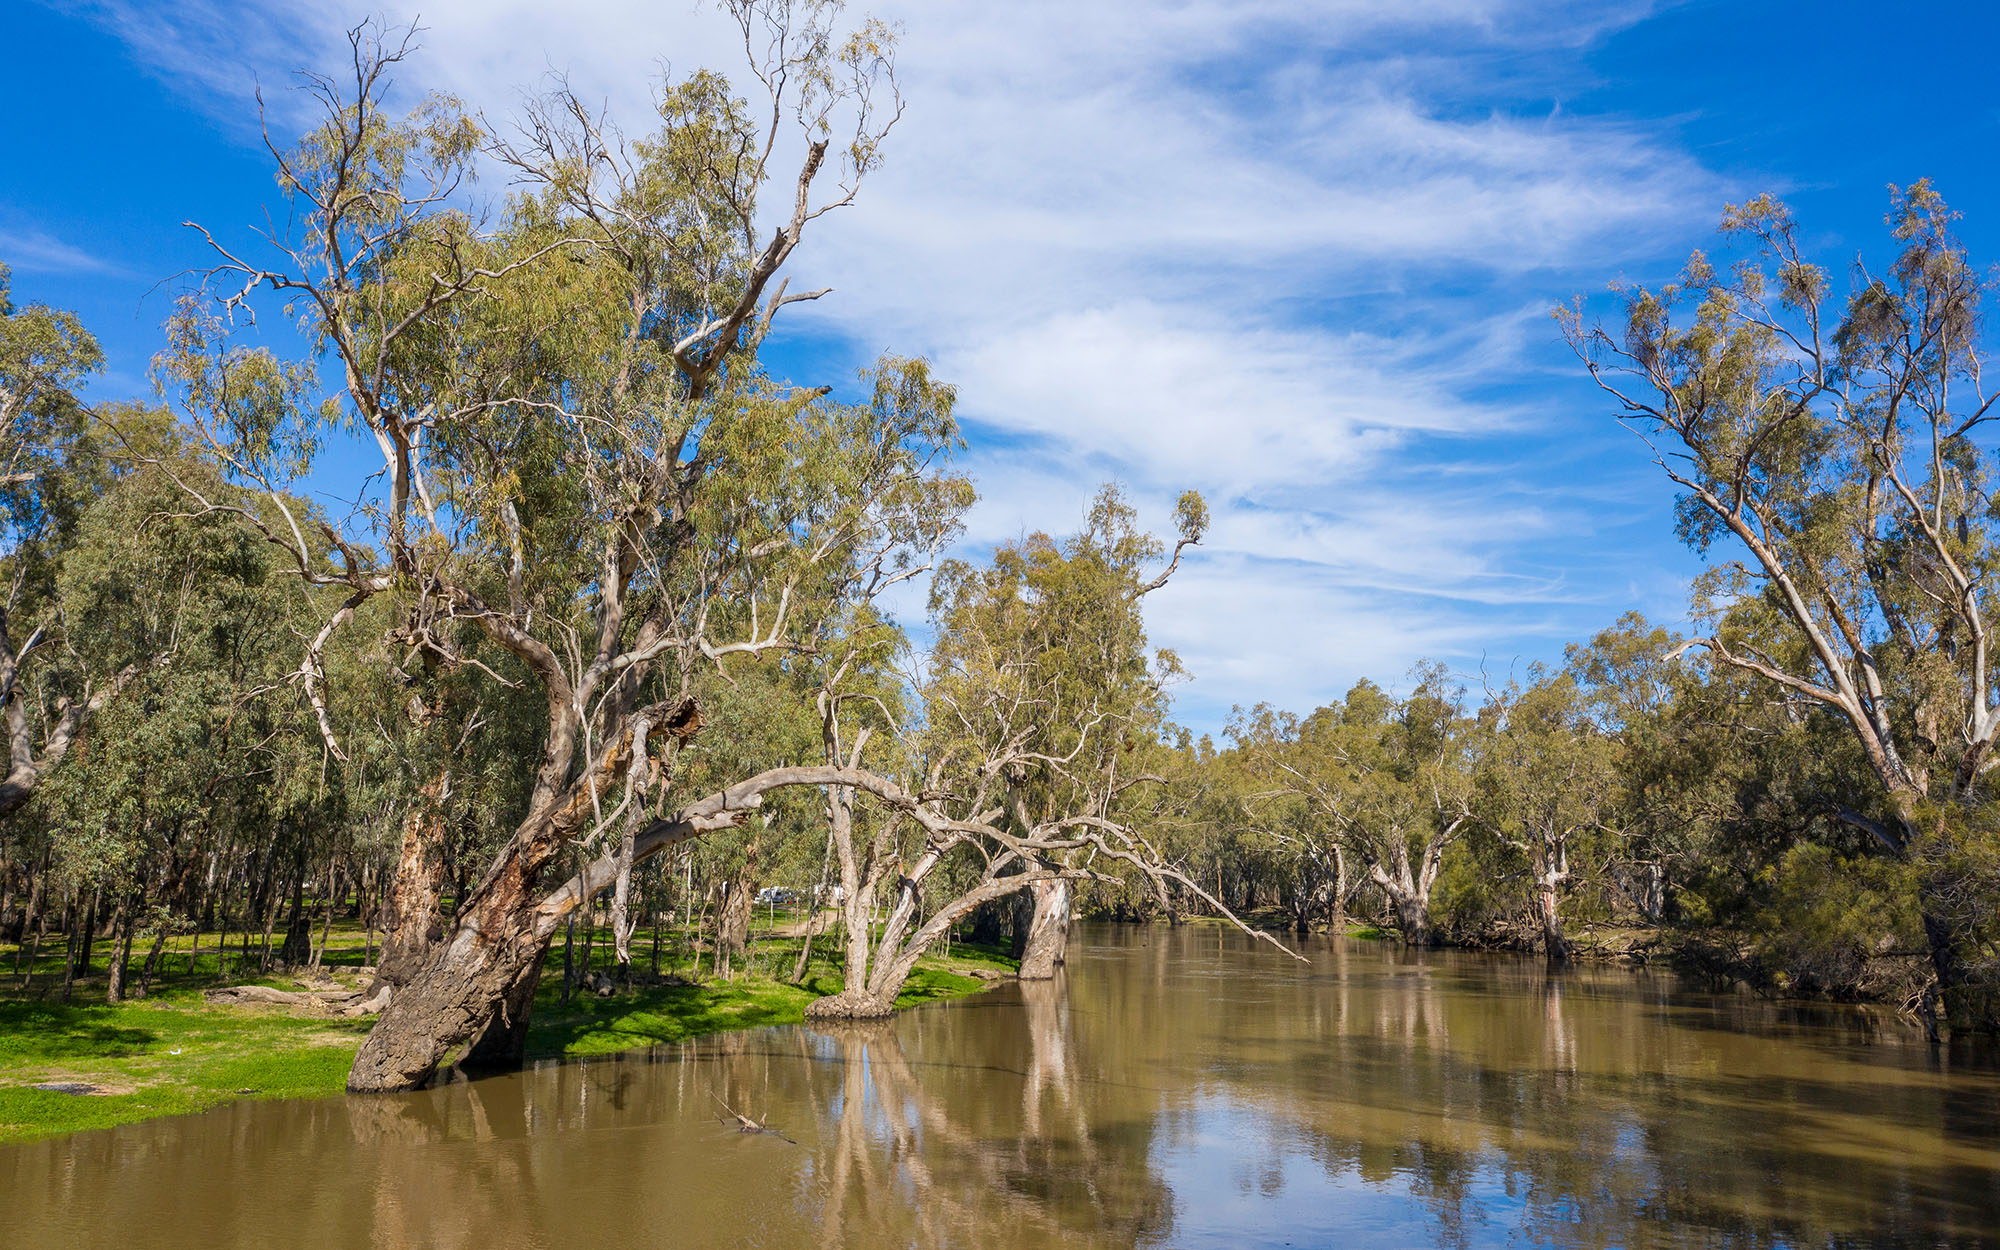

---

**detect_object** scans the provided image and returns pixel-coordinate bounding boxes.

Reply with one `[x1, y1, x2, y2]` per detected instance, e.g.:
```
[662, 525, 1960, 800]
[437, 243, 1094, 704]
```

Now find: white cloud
[61, 0, 1719, 730]
[0, 222, 125, 277]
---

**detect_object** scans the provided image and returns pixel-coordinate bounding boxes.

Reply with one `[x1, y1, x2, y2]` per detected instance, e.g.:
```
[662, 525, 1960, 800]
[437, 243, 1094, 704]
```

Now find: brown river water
[5, 924, 1999, 1249]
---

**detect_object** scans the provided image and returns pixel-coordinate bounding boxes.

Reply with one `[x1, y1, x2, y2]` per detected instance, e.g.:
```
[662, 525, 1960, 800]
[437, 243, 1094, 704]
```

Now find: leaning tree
[794, 485, 1291, 1019]
[162, 3, 1283, 1089]
[925, 484, 1207, 979]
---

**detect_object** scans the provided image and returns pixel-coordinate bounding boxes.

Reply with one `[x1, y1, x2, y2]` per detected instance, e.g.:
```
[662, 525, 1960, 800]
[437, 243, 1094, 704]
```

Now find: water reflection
[803, 1011, 1146, 1246]
[1076, 928, 2000, 1249]
[4, 926, 1998, 1249]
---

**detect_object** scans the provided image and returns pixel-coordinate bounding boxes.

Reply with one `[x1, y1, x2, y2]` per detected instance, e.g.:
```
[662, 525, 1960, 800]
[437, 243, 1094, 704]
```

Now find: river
[5, 924, 1998, 1248]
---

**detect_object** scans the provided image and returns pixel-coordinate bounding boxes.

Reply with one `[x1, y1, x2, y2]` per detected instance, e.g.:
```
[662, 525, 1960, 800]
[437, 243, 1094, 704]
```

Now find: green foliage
[14, 32, 2000, 1129]
[923, 482, 1192, 887]
[1563, 182, 2000, 1020]
[1225, 664, 1479, 941]
[1428, 849, 1508, 938]
[1753, 844, 1919, 998]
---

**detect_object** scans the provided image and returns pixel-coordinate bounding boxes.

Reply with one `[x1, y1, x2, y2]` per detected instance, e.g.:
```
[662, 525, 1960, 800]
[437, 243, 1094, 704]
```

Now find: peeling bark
[374, 781, 446, 990]
[1016, 878, 1071, 981]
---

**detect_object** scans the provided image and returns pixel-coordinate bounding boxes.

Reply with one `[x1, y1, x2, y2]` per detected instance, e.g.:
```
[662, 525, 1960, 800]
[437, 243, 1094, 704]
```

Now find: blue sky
[7, 0, 2000, 734]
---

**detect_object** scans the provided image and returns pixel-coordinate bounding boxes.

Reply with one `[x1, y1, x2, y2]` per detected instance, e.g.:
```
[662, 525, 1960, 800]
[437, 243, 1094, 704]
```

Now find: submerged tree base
[802, 989, 898, 1020]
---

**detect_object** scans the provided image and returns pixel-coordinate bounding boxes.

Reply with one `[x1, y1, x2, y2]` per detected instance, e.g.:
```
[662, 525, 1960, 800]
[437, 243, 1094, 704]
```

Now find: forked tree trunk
[347, 728, 624, 1093]
[1373, 863, 1433, 946]
[1369, 822, 1457, 948]
[346, 730, 692, 1093]
[347, 822, 573, 1091]
[806, 870, 1062, 1021]
[1017, 878, 1071, 980]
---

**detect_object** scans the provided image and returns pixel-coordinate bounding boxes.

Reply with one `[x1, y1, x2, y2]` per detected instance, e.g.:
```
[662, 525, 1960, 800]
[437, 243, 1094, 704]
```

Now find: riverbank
[0, 922, 1016, 1145]
[1192, 906, 1936, 1020]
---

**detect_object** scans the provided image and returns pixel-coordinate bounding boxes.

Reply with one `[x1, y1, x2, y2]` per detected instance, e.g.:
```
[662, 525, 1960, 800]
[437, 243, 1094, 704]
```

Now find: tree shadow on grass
[0, 1003, 160, 1061]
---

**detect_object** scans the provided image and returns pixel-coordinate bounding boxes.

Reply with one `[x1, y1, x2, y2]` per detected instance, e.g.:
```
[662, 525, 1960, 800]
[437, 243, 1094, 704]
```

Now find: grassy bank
[0, 918, 1016, 1146]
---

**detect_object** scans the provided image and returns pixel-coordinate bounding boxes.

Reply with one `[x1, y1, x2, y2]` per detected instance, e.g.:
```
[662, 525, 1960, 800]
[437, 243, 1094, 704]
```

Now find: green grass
[0, 919, 1014, 1146]
[526, 963, 990, 1057]
[0, 997, 372, 1142]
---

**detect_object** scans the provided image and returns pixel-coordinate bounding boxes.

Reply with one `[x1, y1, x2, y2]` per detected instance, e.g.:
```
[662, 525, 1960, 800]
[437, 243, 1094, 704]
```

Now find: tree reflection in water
[807, 982, 1172, 1249]
[3, 925, 1998, 1249]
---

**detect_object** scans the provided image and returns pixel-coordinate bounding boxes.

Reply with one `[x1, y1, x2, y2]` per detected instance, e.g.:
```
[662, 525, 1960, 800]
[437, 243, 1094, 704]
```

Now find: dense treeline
[1148, 616, 1968, 1013]
[3, 1, 1999, 1077]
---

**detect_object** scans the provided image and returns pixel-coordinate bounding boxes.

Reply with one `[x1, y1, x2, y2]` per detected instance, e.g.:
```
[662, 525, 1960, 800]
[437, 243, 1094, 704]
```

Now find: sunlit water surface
[6, 925, 1999, 1248]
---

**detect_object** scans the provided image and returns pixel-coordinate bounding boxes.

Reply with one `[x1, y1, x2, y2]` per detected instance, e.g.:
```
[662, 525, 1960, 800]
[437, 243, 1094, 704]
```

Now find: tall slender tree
[1562, 183, 2000, 1017]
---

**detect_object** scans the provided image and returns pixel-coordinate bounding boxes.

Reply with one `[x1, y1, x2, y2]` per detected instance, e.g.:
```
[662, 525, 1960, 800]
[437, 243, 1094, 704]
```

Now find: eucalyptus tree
[1560, 612, 1782, 927]
[32, 418, 338, 999]
[0, 267, 155, 819]
[1258, 795, 1351, 933]
[1561, 183, 2000, 1012]
[924, 485, 1206, 979]
[1232, 667, 1478, 946]
[798, 487, 1297, 1017]
[1472, 671, 1618, 963]
[1180, 731, 1351, 934]
[157, 5, 966, 1090]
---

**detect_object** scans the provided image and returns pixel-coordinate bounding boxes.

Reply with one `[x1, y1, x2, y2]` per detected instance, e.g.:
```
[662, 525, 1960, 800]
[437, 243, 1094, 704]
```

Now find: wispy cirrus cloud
[0, 221, 125, 277]
[51, 0, 1716, 727]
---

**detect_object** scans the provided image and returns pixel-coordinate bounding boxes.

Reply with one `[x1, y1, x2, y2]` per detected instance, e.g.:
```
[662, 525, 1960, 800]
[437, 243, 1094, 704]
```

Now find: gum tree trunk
[1394, 897, 1432, 948]
[346, 726, 743, 1093]
[1531, 830, 1571, 965]
[373, 783, 446, 990]
[460, 962, 543, 1071]
[1367, 818, 1461, 948]
[807, 868, 1063, 1020]
[1537, 874, 1569, 964]
[346, 801, 582, 1092]
[1017, 878, 1071, 980]
[104, 894, 133, 1004]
